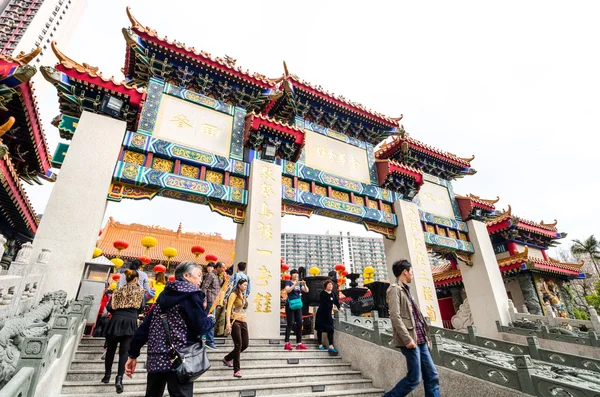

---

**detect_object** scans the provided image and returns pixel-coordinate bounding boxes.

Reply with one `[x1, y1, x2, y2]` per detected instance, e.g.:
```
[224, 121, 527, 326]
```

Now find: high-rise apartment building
[281, 231, 388, 281]
[0, 0, 85, 69]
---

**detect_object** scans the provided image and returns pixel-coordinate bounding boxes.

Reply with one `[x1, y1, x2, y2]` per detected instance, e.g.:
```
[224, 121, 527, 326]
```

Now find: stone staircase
[59, 337, 384, 396]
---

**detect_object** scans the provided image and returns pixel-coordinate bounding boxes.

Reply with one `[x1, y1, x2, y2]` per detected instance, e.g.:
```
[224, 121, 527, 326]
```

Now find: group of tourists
[96, 257, 437, 397]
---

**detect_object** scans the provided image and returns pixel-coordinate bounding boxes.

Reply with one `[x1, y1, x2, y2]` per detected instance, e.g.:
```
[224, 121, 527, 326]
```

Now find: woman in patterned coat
[126, 262, 215, 397]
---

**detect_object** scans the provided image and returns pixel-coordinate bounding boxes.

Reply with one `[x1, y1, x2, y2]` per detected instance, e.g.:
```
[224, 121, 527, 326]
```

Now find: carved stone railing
[507, 299, 600, 333]
[0, 291, 93, 397]
[497, 321, 600, 348]
[338, 311, 600, 396]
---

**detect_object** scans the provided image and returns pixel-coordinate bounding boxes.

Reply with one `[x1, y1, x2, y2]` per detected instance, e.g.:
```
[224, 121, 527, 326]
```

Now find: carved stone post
[589, 306, 600, 332]
[15, 337, 50, 397]
[49, 315, 73, 357]
[371, 311, 382, 344]
[467, 325, 477, 345]
[507, 299, 517, 323]
[526, 336, 541, 360]
[430, 334, 443, 364]
[514, 355, 535, 395]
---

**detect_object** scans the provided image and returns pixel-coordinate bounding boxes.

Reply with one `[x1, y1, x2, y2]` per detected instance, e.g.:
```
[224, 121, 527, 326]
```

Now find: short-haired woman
[315, 279, 340, 353]
[102, 269, 145, 394]
[283, 269, 309, 351]
[223, 278, 248, 378]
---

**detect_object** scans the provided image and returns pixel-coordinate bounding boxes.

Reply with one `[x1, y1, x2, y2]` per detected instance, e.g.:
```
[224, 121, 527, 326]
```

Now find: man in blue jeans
[385, 259, 440, 397]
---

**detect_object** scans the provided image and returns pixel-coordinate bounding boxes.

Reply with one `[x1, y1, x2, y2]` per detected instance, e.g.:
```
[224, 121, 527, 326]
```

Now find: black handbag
[160, 313, 211, 383]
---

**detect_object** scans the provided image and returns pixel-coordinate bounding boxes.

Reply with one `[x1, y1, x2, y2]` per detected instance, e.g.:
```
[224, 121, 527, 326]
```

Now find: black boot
[115, 375, 124, 394]
[100, 374, 110, 383]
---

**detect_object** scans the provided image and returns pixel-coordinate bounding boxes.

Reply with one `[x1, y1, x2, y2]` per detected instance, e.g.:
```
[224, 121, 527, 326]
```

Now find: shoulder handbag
[287, 297, 303, 310]
[160, 313, 211, 383]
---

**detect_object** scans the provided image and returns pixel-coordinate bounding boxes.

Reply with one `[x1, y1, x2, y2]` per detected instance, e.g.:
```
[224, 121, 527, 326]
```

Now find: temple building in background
[96, 217, 235, 270]
[0, 48, 52, 269]
[281, 231, 387, 280]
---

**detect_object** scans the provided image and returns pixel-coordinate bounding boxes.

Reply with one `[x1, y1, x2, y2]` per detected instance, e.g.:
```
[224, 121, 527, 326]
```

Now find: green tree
[586, 281, 600, 312]
[571, 235, 600, 278]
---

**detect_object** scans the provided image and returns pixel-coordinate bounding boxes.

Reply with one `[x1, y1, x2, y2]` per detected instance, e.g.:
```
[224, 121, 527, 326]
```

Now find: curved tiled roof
[455, 194, 499, 210]
[376, 134, 474, 168]
[497, 247, 583, 273]
[96, 218, 235, 267]
[126, 7, 275, 88]
[51, 41, 144, 93]
[487, 205, 559, 233]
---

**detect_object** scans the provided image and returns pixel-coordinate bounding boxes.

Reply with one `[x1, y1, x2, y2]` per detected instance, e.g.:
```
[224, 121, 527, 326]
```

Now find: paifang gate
[35, 7, 500, 338]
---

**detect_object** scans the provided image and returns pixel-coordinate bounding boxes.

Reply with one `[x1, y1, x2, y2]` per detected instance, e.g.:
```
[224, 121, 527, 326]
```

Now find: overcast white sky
[24, 0, 600, 247]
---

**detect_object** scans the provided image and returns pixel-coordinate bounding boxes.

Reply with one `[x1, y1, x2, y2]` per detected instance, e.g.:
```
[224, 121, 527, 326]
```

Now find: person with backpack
[126, 262, 215, 397]
[226, 262, 250, 298]
[283, 269, 309, 350]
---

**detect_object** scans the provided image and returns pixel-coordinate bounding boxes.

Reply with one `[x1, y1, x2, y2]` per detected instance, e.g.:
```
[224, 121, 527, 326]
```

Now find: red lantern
[282, 274, 291, 281]
[168, 275, 176, 282]
[113, 240, 129, 251]
[281, 263, 290, 272]
[191, 246, 205, 255]
[342, 270, 349, 276]
[153, 264, 166, 273]
[139, 256, 152, 265]
[111, 274, 121, 281]
[334, 264, 346, 272]
[205, 254, 218, 262]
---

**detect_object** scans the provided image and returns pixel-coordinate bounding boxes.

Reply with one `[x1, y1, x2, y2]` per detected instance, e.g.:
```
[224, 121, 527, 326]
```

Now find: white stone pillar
[384, 200, 442, 327]
[33, 111, 126, 297]
[459, 220, 511, 337]
[233, 159, 282, 339]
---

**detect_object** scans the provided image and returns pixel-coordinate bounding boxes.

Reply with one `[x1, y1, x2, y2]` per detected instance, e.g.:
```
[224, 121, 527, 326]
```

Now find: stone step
[69, 356, 343, 371]
[65, 363, 353, 381]
[78, 337, 317, 346]
[60, 379, 376, 396]
[59, 387, 385, 397]
[60, 372, 367, 394]
[76, 344, 319, 354]
[74, 349, 332, 361]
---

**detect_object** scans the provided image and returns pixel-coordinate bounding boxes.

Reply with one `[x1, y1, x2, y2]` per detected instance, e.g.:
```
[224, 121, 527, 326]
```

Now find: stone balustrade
[0, 291, 92, 397]
[337, 311, 600, 396]
[507, 299, 600, 333]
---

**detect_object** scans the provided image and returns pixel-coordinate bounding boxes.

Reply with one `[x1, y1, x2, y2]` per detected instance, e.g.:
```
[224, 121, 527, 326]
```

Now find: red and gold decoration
[205, 254, 218, 263]
[113, 240, 129, 258]
[111, 274, 121, 281]
[92, 247, 102, 258]
[334, 264, 346, 287]
[163, 247, 178, 266]
[191, 245, 205, 263]
[281, 262, 290, 277]
[308, 266, 320, 276]
[153, 264, 167, 273]
[168, 275, 176, 282]
[139, 256, 152, 266]
[141, 235, 158, 256]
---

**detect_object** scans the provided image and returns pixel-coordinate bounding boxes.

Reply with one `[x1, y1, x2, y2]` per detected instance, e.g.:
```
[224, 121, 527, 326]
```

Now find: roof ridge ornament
[0, 116, 15, 138]
[51, 41, 100, 75]
[540, 219, 558, 228]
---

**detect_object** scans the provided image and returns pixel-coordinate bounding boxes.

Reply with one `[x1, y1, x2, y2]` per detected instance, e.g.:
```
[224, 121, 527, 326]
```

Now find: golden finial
[540, 219, 558, 228]
[126, 6, 143, 30]
[460, 155, 475, 163]
[13, 47, 41, 65]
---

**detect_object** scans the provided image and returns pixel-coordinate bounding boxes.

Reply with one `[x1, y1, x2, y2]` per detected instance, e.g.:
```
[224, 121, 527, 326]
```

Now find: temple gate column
[458, 220, 511, 337]
[384, 200, 442, 327]
[233, 158, 282, 339]
[33, 111, 126, 297]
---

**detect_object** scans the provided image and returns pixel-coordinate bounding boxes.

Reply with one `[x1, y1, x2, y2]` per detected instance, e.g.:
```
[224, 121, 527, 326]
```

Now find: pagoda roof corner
[0, 47, 42, 66]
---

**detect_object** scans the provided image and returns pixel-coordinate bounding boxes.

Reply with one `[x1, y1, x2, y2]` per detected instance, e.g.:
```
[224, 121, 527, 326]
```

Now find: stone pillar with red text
[384, 200, 442, 327]
[233, 159, 282, 339]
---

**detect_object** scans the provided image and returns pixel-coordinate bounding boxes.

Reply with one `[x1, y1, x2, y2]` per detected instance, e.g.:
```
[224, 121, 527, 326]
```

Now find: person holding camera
[222, 278, 249, 378]
[283, 269, 309, 351]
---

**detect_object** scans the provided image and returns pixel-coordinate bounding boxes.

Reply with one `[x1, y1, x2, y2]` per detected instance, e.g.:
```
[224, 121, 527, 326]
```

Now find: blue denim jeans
[384, 343, 440, 397]
[205, 301, 215, 346]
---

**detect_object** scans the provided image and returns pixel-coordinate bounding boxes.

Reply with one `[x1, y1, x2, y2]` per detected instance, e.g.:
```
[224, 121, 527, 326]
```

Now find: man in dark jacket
[126, 261, 215, 397]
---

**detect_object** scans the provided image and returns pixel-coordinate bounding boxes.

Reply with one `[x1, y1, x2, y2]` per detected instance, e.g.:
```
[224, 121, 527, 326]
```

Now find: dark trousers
[224, 322, 249, 372]
[285, 306, 302, 343]
[317, 330, 334, 346]
[104, 335, 132, 377]
[384, 343, 440, 397]
[145, 371, 193, 397]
